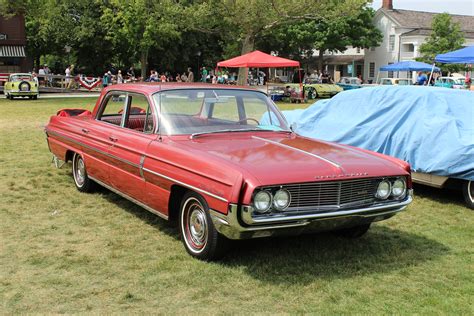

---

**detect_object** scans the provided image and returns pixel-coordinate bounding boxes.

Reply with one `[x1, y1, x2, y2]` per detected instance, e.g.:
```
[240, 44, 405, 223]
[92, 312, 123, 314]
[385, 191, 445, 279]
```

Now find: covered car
[282, 86, 474, 209]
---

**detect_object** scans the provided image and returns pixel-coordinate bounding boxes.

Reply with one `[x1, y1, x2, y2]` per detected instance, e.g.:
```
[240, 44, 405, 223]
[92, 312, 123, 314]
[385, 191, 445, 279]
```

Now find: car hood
[173, 133, 407, 187]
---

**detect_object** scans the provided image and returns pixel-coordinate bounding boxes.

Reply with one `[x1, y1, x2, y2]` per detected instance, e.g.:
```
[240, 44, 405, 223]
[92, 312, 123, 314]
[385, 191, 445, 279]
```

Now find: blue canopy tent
[435, 46, 474, 64]
[380, 60, 440, 72]
[377, 61, 440, 84]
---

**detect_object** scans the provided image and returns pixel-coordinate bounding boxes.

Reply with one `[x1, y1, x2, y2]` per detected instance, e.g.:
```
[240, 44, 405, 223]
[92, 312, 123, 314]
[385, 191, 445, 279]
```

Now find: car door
[81, 91, 128, 184]
[107, 92, 158, 203]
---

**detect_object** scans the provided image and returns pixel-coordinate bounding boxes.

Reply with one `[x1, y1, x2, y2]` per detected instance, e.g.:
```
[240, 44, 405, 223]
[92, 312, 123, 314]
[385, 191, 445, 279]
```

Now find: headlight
[391, 178, 406, 198]
[375, 180, 391, 199]
[273, 189, 291, 211]
[253, 191, 272, 213]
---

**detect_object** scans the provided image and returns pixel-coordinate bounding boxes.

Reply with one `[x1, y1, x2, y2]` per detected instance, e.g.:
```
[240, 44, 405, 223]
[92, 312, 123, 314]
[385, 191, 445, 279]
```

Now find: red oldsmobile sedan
[45, 83, 413, 260]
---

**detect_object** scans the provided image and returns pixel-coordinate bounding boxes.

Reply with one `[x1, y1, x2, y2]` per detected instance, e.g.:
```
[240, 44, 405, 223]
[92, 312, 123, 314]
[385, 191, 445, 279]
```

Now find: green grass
[0, 97, 473, 314]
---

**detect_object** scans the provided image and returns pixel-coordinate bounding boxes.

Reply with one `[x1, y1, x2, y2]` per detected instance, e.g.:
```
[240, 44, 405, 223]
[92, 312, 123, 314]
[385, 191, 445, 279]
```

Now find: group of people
[145, 67, 195, 83]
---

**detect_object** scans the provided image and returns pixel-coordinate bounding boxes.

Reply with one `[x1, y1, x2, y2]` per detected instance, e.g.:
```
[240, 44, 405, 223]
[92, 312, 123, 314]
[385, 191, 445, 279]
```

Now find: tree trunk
[318, 49, 324, 73]
[237, 34, 255, 85]
[140, 50, 148, 81]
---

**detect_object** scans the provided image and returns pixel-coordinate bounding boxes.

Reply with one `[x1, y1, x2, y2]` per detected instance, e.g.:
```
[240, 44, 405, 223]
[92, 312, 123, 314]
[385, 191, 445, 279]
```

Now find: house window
[370, 47, 376, 52]
[389, 35, 395, 51]
[369, 62, 375, 78]
[356, 47, 361, 53]
[388, 63, 394, 78]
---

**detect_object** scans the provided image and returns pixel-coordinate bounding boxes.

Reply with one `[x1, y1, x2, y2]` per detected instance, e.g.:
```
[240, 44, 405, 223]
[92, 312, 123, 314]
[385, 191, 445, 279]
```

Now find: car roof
[102, 82, 259, 95]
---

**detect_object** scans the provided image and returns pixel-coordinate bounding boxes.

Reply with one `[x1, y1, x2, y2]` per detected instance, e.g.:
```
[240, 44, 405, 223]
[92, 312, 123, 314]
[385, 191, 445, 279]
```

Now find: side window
[98, 93, 127, 126]
[125, 93, 155, 133]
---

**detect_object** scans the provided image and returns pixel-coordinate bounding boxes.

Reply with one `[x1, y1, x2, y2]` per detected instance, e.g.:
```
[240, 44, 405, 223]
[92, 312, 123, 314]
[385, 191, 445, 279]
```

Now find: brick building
[0, 14, 31, 73]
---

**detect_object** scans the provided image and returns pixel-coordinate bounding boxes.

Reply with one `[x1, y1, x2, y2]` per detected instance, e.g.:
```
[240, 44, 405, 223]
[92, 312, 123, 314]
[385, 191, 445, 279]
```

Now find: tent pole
[428, 63, 435, 86]
[298, 67, 303, 100]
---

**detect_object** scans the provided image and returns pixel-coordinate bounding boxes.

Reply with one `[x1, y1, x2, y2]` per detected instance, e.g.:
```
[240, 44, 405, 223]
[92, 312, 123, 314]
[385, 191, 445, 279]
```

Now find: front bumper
[210, 190, 413, 240]
[9, 90, 38, 96]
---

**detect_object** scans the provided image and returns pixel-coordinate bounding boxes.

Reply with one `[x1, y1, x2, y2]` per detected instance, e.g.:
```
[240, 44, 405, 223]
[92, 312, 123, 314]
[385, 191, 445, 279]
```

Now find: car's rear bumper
[210, 190, 413, 240]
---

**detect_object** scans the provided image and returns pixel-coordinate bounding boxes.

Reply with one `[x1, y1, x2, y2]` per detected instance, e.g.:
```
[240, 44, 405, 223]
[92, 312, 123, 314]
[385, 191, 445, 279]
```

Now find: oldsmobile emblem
[315, 172, 368, 179]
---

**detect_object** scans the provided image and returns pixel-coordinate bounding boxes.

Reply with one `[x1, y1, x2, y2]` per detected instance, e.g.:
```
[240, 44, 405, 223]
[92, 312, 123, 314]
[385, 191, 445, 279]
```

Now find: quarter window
[98, 93, 127, 126]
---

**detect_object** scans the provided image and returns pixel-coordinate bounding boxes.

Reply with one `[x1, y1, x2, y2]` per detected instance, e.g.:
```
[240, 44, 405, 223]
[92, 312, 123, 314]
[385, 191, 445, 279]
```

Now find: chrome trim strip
[142, 167, 228, 203]
[251, 136, 342, 169]
[242, 192, 413, 225]
[48, 130, 140, 168]
[89, 175, 168, 220]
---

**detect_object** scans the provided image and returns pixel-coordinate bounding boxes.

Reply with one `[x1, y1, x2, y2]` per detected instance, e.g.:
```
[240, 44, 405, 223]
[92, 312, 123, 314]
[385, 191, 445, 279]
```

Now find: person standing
[187, 67, 194, 82]
[117, 70, 123, 84]
[416, 71, 427, 85]
[127, 67, 135, 81]
[65, 65, 71, 89]
[201, 67, 208, 83]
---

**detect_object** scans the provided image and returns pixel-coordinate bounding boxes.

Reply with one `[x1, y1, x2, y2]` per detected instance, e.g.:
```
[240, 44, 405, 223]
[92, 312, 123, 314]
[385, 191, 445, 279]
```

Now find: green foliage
[417, 13, 465, 73]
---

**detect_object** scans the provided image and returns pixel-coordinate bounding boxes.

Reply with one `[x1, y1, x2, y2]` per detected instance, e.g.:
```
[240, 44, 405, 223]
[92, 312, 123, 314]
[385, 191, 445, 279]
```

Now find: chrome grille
[281, 178, 379, 212]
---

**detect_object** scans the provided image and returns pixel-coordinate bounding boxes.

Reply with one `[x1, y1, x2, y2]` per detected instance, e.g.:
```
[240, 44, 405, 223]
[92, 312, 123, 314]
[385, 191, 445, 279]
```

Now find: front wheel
[72, 153, 96, 192]
[334, 223, 371, 238]
[462, 180, 474, 209]
[179, 191, 229, 260]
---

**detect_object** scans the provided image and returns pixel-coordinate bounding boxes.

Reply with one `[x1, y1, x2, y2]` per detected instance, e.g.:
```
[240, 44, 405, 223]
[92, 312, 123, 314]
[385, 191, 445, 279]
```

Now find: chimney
[382, 0, 393, 10]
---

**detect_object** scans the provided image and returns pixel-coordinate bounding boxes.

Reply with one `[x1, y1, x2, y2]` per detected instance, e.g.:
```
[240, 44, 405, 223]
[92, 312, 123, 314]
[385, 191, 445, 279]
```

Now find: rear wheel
[334, 223, 371, 238]
[462, 180, 474, 210]
[72, 153, 96, 192]
[179, 191, 229, 260]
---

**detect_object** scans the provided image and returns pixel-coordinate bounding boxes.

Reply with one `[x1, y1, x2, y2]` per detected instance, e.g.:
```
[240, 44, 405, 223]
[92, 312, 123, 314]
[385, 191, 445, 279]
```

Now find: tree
[101, 0, 183, 79]
[417, 13, 465, 73]
[258, 4, 382, 72]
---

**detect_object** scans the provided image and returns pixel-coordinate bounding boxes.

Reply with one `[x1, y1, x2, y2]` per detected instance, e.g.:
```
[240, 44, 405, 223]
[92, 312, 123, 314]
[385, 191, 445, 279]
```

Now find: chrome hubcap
[189, 207, 207, 247]
[75, 157, 85, 186]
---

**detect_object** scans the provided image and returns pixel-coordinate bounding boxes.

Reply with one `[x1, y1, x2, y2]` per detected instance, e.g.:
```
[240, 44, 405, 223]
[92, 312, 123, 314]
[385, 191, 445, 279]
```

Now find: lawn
[0, 96, 472, 314]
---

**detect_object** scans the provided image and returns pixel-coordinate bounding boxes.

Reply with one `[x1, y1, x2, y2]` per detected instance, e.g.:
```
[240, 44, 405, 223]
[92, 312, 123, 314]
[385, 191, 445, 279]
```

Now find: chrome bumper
[210, 190, 413, 240]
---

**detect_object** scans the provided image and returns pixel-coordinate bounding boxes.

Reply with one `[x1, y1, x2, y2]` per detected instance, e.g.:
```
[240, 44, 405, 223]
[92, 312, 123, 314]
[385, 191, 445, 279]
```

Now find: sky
[370, 0, 474, 16]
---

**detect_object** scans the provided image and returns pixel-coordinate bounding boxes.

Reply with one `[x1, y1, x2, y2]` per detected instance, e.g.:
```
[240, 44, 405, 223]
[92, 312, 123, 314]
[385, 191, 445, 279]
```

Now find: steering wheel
[238, 117, 260, 125]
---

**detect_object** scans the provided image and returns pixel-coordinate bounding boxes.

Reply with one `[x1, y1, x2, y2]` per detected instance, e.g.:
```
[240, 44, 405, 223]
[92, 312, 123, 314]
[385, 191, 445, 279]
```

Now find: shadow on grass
[95, 180, 449, 284]
[220, 226, 449, 284]
[413, 183, 466, 208]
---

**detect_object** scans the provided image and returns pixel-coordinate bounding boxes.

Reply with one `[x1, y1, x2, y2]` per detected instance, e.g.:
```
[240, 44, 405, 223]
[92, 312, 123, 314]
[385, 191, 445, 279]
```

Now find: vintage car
[434, 76, 467, 89]
[337, 77, 363, 90]
[4, 73, 39, 99]
[45, 83, 413, 260]
[379, 78, 412, 86]
[301, 79, 343, 99]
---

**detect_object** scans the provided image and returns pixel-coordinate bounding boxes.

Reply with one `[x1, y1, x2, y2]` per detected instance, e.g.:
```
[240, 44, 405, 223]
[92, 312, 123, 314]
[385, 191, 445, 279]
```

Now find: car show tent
[377, 61, 440, 84]
[217, 50, 300, 68]
[435, 46, 474, 64]
[379, 61, 440, 72]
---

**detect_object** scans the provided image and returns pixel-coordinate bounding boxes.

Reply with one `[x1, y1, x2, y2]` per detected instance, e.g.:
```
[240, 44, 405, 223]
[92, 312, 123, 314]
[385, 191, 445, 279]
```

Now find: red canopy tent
[217, 51, 302, 98]
[217, 50, 300, 68]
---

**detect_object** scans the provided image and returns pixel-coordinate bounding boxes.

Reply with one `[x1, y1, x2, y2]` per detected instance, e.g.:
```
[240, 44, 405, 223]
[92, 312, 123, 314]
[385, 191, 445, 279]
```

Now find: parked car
[379, 78, 412, 86]
[287, 80, 343, 100]
[45, 83, 413, 260]
[283, 86, 474, 209]
[337, 77, 363, 90]
[434, 76, 467, 89]
[4, 73, 39, 100]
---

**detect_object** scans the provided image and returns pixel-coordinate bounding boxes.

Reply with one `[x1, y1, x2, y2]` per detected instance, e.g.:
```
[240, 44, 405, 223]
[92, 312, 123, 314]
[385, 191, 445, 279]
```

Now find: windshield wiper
[190, 128, 290, 139]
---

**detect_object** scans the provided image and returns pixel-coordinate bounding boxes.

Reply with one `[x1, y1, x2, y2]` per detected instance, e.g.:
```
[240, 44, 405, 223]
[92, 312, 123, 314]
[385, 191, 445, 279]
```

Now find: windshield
[154, 89, 290, 136]
[10, 75, 32, 82]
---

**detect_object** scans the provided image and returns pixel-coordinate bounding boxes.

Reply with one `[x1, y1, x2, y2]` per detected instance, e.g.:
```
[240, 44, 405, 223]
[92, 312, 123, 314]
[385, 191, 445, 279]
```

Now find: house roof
[379, 8, 474, 32]
[401, 28, 474, 39]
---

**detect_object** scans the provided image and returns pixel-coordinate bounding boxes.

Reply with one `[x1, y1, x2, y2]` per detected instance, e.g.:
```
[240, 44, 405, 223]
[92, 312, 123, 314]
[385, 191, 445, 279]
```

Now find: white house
[364, 0, 474, 82]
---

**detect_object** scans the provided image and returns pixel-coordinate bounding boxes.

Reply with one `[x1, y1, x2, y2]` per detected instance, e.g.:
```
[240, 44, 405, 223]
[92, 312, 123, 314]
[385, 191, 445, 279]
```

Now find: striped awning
[0, 46, 26, 57]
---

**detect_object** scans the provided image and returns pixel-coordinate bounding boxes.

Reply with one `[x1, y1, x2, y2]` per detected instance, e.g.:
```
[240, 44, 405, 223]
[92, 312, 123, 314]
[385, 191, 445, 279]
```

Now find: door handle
[81, 128, 89, 134]
[109, 136, 118, 142]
